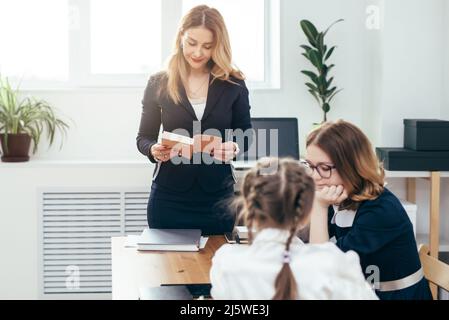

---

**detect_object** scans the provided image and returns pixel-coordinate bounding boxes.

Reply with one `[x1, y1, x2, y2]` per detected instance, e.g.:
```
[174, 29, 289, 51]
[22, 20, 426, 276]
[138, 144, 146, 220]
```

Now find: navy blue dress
[147, 181, 235, 236]
[328, 188, 432, 300]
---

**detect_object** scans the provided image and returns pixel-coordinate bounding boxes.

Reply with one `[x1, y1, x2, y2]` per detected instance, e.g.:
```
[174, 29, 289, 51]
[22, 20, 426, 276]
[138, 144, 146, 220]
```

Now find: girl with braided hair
[210, 157, 377, 300]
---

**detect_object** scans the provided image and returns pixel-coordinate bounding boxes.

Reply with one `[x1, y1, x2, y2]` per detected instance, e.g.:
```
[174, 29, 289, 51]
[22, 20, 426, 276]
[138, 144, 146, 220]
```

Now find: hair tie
[283, 250, 291, 264]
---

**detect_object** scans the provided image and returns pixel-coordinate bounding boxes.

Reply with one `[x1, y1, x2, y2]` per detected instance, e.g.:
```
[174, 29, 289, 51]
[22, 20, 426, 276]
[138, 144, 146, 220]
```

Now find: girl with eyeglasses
[306, 120, 432, 300]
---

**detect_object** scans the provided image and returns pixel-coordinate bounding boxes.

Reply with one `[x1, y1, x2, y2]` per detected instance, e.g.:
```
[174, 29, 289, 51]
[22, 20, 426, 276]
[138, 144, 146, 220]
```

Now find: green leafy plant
[300, 19, 343, 123]
[0, 75, 70, 154]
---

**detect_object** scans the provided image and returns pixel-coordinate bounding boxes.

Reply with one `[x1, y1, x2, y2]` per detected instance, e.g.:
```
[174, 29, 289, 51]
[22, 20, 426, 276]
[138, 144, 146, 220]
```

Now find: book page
[193, 134, 222, 154]
[161, 131, 222, 158]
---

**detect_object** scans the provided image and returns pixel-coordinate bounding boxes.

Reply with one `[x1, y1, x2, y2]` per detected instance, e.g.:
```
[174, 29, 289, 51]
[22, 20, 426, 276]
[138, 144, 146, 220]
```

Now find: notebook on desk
[136, 228, 202, 251]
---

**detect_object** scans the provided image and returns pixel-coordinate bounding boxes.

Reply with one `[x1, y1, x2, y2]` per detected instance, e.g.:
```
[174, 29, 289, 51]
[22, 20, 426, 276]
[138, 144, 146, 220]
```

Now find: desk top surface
[111, 236, 226, 300]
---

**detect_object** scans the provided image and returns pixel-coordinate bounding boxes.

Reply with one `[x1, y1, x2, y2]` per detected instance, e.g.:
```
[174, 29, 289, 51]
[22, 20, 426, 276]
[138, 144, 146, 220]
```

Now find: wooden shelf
[385, 170, 449, 178]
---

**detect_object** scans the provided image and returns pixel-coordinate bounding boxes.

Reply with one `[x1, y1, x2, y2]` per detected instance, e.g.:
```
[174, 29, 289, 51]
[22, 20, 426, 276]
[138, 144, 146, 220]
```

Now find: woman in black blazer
[136, 5, 252, 235]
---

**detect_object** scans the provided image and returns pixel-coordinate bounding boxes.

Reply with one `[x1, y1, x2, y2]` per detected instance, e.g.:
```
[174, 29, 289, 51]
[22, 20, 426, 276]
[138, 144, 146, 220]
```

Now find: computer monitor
[239, 117, 299, 161]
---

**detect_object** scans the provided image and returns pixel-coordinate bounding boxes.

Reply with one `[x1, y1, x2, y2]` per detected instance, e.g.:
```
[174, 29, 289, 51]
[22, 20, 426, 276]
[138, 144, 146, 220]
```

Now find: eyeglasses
[300, 159, 336, 179]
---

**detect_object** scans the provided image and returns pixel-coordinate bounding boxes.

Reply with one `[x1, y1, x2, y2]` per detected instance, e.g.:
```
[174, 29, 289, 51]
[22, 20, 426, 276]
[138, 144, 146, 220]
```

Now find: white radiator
[38, 187, 149, 299]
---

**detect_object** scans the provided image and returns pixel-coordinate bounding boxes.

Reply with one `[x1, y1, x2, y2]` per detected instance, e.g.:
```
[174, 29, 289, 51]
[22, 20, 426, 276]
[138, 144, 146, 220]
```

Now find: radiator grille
[39, 189, 149, 297]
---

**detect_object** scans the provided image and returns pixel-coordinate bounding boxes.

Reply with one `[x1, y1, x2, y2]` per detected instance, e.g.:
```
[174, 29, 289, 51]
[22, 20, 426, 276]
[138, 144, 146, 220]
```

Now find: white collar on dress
[331, 205, 357, 228]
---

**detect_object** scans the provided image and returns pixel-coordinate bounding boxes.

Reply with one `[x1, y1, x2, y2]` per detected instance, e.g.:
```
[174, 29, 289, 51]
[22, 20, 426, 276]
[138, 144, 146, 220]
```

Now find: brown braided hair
[235, 157, 315, 300]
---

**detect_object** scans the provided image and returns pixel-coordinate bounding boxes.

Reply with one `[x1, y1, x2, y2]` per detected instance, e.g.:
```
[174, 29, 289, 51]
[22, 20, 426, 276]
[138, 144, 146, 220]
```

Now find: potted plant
[300, 19, 343, 124]
[0, 75, 70, 162]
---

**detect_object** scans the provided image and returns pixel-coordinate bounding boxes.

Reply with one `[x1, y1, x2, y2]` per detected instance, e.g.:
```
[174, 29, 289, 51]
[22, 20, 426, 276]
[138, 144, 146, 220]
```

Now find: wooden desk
[383, 171, 449, 255]
[111, 236, 226, 300]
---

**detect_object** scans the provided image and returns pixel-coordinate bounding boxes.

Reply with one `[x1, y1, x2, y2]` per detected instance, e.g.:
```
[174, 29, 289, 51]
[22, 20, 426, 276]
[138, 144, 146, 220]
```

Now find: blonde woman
[136, 5, 252, 235]
[306, 120, 432, 300]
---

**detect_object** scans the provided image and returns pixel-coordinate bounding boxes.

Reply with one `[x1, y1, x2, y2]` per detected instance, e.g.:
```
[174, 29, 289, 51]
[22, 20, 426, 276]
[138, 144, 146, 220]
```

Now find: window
[0, 0, 69, 82]
[0, 0, 279, 89]
[90, 0, 161, 75]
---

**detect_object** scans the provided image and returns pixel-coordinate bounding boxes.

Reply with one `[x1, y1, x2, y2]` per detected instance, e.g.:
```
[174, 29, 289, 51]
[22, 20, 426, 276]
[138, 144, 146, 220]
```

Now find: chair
[418, 244, 449, 299]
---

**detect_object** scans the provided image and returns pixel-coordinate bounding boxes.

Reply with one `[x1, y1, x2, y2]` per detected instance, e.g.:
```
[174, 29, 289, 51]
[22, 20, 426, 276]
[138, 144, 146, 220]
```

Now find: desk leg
[406, 178, 416, 203]
[429, 171, 441, 299]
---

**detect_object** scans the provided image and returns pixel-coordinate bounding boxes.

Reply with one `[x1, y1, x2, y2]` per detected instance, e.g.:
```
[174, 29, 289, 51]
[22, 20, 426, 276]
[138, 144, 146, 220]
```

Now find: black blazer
[136, 72, 252, 193]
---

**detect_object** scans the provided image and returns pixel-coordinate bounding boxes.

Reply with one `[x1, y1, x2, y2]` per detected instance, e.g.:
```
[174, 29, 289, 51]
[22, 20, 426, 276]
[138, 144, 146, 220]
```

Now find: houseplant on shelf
[0, 75, 70, 162]
[300, 19, 343, 124]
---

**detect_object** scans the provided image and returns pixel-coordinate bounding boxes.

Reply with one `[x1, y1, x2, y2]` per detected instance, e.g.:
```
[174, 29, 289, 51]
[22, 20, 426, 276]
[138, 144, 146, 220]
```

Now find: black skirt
[147, 182, 236, 235]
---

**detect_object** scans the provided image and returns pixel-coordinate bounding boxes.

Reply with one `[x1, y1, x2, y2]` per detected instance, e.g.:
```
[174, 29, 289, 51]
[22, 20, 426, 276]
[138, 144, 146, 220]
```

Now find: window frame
[8, 0, 280, 91]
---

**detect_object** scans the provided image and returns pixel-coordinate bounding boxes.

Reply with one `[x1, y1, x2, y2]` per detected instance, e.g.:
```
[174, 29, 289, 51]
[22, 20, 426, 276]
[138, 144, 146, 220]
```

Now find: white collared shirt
[210, 228, 378, 300]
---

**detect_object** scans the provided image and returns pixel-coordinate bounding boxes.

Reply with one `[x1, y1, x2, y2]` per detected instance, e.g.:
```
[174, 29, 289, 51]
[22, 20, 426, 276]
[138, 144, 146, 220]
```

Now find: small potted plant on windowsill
[0, 75, 70, 162]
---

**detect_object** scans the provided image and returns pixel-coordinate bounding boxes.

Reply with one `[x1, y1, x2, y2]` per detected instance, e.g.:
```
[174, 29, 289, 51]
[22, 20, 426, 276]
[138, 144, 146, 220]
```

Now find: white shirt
[210, 228, 378, 300]
[189, 97, 206, 120]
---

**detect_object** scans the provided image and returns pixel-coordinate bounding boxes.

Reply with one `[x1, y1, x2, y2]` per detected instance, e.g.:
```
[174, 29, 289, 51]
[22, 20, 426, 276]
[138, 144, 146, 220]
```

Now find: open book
[161, 131, 222, 159]
[136, 228, 202, 252]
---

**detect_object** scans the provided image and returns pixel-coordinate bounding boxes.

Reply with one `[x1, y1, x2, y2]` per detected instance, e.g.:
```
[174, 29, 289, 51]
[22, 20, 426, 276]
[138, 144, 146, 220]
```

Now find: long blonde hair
[237, 158, 315, 300]
[163, 5, 244, 104]
[306, 120, 385, 210]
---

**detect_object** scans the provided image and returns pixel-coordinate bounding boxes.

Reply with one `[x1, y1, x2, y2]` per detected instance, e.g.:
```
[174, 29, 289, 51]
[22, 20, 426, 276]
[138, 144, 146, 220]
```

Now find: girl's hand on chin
[314, 185, 348, 209]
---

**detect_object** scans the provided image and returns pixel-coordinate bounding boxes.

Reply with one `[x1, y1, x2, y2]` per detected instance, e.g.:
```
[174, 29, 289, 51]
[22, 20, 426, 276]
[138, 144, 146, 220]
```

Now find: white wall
[23, 89, 145, 161]
[0, 163, 154, 299]
[442, 0, 449, 241]
[363, 0, 449, 247]
[444, 0, 449, 120]
[360, 0, 384, 144]
[377, 0, 445, 146]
